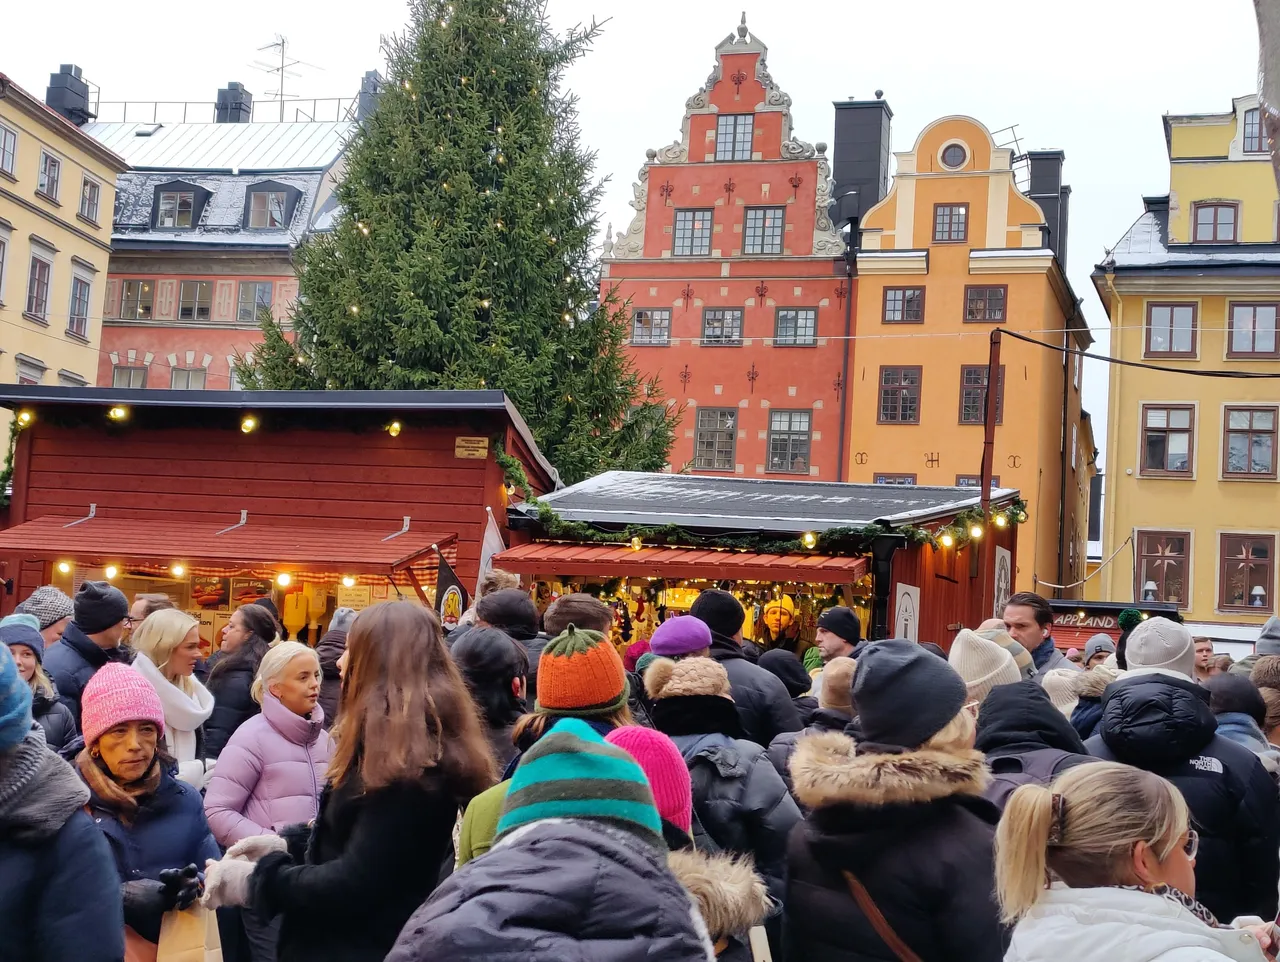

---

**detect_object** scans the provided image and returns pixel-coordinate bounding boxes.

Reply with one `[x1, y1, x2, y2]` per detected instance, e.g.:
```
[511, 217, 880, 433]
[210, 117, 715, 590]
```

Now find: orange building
[601, 17, 889, 480]
[848, 116, 1095, 594]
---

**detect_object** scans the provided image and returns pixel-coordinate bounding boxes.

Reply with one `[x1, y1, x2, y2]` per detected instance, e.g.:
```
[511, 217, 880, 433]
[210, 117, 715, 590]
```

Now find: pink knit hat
[605, 726, 692, 834]
[81, 663, 165, 747]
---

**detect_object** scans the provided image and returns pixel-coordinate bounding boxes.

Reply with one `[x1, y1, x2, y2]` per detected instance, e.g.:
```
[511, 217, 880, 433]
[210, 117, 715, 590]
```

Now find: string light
[496, 125, 503, 133]
[276, 572, 292, 587]
[994, 513, 1009, 528]
[56, 561, 71, 574]
[495, 219, 504, 229]
[342, 576, 356, 588]
[562, 312, 572, 321]
[104, 565, 119, 580]
[969, 524, 984, 540]
[240, 415, 258, 434]
[15, 409, 32, 426]
[939, 532, 955, 548]
[107, 406, 129, 421]
[349, 305, 359, 315]
[171, 564, 185, 577]
[386, 420, 402, 437]
[801, 531, 818, 549]
[630, 537, 643, 551]
[480, 299, 491, 308]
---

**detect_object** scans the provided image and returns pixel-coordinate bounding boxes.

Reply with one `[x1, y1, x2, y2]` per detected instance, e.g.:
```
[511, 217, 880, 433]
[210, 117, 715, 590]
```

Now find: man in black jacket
[690, 590, 801, 747]
[41, 581, 130, 731]
[1086, 616, 1280, 923]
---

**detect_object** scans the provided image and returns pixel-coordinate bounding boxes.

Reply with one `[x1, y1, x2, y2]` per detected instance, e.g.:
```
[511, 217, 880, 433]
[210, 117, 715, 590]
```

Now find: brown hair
[510, 704, 634, 751]
[1004, 591, 1053, 628]
[1261, 686, 1280, 738]
[544, 593, 613, 635]
[76, 747, 163, 825]
[134, 593, 175, 619]
[478, 568, 520, 598]
[328, 602, 495, 798]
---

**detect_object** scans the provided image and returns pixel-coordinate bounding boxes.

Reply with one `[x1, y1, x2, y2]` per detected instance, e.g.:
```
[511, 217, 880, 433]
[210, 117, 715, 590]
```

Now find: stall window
[693, 408, 736, 471]
[1219, 534, 1275, 612]
[1136, 530, 1189, 607]
[767, 410, 811, 474]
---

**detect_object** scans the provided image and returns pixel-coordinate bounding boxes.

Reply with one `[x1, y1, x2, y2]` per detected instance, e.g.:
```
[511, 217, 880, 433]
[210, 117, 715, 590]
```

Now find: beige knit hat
[948, 629, 1021, 705]
[1041, 668, 1081, 716]
[644, 657, 732, 701]
[819, 656, 856, 712]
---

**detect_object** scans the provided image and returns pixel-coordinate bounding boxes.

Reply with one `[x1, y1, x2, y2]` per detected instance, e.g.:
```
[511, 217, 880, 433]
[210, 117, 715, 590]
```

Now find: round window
[941, 143, 968, 169]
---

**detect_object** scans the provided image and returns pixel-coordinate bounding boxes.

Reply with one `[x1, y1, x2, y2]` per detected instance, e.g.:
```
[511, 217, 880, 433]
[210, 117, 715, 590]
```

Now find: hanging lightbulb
[969, 524, 984, 540]
[801, 531, 818, 549]
[939, 531, 955, 548]
[15, 410, 33, 427]
[240, 415, 258, 434]
[104, 564, 119, 580]
[107, 406, 129, 421]
[342, 576, 356, 588]
[630, 537, 643, 551]
[386, 421, 402, 437]
[994, 513, 1009, 528]
[171, 564, 185, 577]
[56, 561, 72, 575]
[276, 572, 292, 587]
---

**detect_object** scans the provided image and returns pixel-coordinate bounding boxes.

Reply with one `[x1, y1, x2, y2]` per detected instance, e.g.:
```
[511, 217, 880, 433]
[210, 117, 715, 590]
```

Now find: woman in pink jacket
[204, 641, 333, 961]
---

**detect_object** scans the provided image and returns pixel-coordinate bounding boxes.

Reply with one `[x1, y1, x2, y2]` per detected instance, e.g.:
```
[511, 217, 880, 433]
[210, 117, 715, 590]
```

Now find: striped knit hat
[495, 717, 665, 852]
[534, 624, 629, 717]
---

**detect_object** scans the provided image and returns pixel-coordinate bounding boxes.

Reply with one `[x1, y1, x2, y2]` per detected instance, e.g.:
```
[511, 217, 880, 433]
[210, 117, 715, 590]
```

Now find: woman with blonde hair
[1, 614, 76, 752]
[201, 601, 496, 962]
[785, 639, 1007, 961]
[130, 608, 215, 787]
[998, 762, 1275, 960]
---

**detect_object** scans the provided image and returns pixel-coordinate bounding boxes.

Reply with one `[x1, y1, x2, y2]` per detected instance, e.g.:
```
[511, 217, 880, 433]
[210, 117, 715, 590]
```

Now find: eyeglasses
[1183, 830, 1199, 860]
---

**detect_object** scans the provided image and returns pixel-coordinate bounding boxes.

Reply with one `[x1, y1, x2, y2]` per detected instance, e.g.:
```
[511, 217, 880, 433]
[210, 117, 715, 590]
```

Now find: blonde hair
[30, 663, 55, 699]
[131, 609, 201, 694]
[921, 706, 977, 753]
[251, 641, 319, 704]
[995, 762, 1188, 922]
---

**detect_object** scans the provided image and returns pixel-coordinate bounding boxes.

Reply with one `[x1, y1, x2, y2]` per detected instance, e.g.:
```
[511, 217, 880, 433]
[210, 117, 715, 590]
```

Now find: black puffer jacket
[767, 707, 852, 796]
[1086, 671, 1280, 923]
[385, 819, 716, 962]
[314, 628, 347, 731]
[32, 684, 77, 754]
[42, 622, 131, 731]
[204, 641, 268, 757]
[707, 631, 802, 746]
[1069, 666, 1114, 741]
[785, 732, 1007, 962]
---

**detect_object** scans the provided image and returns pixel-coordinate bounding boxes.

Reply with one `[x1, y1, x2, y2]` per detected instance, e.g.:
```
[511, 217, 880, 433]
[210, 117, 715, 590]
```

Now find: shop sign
[1054, 612, 1119, 630]
[454, 437, 489, 459]
[336, 583, 372, 610]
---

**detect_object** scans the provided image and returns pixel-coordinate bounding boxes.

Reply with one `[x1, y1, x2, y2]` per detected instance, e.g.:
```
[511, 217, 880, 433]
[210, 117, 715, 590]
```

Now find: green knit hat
[533, 624, 630, 717]
[495, 717, 665, 852]
[803, 645, 824, 673]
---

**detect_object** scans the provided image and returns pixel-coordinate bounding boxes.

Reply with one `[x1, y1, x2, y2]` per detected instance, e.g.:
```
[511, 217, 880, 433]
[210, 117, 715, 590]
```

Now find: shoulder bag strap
[842, 869, 924, 962]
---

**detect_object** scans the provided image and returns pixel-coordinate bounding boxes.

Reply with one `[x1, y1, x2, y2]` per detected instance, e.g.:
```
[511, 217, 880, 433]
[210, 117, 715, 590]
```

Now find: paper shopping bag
[156, 904, 223, 962]
[123, 926, 158, 962]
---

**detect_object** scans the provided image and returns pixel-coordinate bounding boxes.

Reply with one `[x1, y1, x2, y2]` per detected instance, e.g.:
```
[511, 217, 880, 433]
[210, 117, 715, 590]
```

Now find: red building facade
[601, 18, 851, 480]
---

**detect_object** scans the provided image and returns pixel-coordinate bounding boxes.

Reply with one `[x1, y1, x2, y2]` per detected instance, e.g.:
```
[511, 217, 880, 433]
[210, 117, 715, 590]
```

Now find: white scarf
[131, 653, 215, 766]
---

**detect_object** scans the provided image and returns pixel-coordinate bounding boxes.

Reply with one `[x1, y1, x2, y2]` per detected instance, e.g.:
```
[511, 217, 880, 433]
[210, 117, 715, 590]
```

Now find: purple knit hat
[648, 616, 713, 657]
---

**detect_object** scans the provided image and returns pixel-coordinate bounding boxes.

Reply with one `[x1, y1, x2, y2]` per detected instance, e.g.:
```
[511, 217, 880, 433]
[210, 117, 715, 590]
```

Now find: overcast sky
[1, 1, 1263, 469]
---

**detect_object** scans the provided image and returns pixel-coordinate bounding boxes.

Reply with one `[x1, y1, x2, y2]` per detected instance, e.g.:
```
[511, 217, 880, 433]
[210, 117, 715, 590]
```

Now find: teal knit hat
[495, 717, 665, 852]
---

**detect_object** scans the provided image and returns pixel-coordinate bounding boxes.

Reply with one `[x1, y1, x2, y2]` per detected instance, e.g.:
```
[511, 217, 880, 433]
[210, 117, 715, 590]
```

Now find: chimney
[830, 92, 893, 227]
[45, 65, 94, 126]
[215, 83, 252, 123]
[1026, 150, 1070, 268]
[356, 70, 383, 121]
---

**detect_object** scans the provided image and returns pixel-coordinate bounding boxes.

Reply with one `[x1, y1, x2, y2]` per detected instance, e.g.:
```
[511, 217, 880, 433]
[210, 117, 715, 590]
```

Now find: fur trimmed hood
[1076, 665, 1120, 700]
[668, 848, 770, 940]
[790, 731, 990, 810]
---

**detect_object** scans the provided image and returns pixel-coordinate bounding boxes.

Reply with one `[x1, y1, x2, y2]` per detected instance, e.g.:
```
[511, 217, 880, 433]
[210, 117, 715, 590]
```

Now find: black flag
[436, 552, 468, 631]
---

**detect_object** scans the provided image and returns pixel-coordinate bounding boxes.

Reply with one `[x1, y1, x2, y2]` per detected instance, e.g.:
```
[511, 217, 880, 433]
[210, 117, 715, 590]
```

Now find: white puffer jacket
[1007, 886, 1271, 962]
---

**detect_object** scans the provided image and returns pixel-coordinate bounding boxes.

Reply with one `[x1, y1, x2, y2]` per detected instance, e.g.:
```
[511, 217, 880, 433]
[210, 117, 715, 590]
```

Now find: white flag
[475, 508, 508, 595]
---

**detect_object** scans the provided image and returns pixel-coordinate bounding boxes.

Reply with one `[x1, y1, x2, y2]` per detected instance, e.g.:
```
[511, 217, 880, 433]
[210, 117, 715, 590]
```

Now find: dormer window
[1192, 202, 1238, 243]
[715, 114, 754, 161]
[158, 191, 195, 228]
[1244, 108, 1265, 154]
[248, 190, 287, 229]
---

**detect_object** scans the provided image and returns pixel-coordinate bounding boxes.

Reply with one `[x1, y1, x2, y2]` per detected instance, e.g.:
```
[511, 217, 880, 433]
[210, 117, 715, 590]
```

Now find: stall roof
[511, 471, 1019, 534]
[0, 515, 454, 574]
[495, 541, 869, 583]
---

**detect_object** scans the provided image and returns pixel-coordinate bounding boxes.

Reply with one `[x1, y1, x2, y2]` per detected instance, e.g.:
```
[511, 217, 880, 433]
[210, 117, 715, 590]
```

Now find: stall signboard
[454, 437, 489, 459]
[336, 584, 373, 610]
[191, 577, 230, 610]
[994, 547, 1012, 618]
[894, 584, 920, 642]
[231, 578, 272, 607]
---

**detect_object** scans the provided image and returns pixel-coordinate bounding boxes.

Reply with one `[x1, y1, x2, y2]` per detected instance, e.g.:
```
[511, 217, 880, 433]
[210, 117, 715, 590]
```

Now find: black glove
[122, 879, 168, 942]
[158, 863, 202, 911]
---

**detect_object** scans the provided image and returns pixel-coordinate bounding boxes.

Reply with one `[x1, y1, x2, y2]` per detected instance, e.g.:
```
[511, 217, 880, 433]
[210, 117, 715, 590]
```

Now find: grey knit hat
[15, 585, 75, 631]
[329, 607, 357, 633]
[1257, 617, 1280, 657]
[1084, 633, 1116, 664]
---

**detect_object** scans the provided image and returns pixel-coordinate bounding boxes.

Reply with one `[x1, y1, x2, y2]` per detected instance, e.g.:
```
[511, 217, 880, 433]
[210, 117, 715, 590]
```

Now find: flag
[475, 508, 508, 596]
[436, 552, 468, 631]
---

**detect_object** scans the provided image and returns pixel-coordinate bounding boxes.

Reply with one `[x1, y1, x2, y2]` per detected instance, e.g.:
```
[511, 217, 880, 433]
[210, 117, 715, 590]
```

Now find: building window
[158, 191, 196, 229]
[630, 308, 671, 346]
[955, 474, 1001, 488]
[1192, 203, 1238, 243]
[1223, 406, 1278, 479]
[57, 370, 87, 388]
[715, 114, 754, 161]
[1140, 404, 1194, 476]
[883, 287, 924, 323]
[37, 152, 60, 200]
[120, 280, 154, 320]
[68, 277, 91, 338]
[178, 281, 212, 321]
[25, 255, 51, 321]
[774, 308, 816, 346]
[767, 410, 812, 474]
[964, 285, 1007, 322]
[701, 308, 743, 346]
[933, 203, 968, 242]
[1073, 351, 1081, 389]
[1145, 303, 1197, 357]
[878, 366, 922, 424]
[112, 366, 147, 388]
[0, 124, 15, 176]
[1228, 303, 1279, 357]
[1072, 423, 1078, 470]
[0, 236, 7, 302]
[959, 365, 1004, 424]
[875, 473, 917, 485]
[248, 191, 287, 229]
[237, 281, 274, 323]
[1244, 108, 1265, 153]
[941, 143, 968, 169]
[170, 368, 207, 390]
[14, 355, 45, 385]
[1136, 531, 1190, 607]
[1219, 534, 1275, 611]
[693, 408, 737, 471]
[673, 209, 713, 257]
[744, 207, 784, 255]
[79, 178, 101, 222]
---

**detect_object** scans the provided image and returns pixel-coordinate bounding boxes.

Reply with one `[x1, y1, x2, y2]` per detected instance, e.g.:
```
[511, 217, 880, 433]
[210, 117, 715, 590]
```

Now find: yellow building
[0, 70, 126, 389]
[1095, 94, 1279, 643]
[850, 116, 1095, 595]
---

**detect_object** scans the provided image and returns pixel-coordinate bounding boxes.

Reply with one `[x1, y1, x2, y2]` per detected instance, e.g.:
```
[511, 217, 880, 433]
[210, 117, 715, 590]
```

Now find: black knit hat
[853, 639, 966, 749]
[817, 607, 861, 645]
[73, 581, 129, 635]
[690, 589, 745, 639]
[476, 589, 539, 641]
[758, 649, 813, 698]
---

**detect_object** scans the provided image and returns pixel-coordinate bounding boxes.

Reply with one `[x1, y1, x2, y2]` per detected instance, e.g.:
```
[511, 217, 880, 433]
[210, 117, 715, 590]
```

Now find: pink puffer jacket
[203, 691, 333, 846]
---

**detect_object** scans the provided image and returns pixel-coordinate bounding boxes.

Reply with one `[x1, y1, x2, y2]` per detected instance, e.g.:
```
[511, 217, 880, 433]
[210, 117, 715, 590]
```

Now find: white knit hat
[948, 629, 1021, 705]
[1126, 617, 1196, 679]
[1041, 668, 1080, 716]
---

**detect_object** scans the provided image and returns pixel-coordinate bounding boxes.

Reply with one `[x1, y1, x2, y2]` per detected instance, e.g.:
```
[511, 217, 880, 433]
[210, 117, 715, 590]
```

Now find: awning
[0, 515, 455, 575]
[494, 541, 868, 582]
[1052, 624, 1118, 651]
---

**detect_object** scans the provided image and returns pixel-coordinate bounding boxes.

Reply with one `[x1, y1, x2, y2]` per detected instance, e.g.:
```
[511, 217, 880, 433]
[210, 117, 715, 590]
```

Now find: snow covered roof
[1099, 203, 1280, 271]
[511, 470, 1020, 534]
[82, 121, 353, 172]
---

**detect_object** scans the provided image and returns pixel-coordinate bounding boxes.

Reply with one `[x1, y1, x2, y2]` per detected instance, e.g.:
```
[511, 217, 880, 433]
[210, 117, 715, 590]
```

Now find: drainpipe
[870, 531, 906, 640]
[836, 216, 859, 482]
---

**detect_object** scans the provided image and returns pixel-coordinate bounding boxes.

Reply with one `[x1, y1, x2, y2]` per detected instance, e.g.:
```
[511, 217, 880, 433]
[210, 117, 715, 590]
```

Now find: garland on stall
[495, 441, 1028, 558]
[0, 417, 21, 508]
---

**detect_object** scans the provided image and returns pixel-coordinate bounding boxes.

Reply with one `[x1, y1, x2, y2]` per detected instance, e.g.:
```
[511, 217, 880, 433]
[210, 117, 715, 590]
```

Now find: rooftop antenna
[250, 35, 323, 121]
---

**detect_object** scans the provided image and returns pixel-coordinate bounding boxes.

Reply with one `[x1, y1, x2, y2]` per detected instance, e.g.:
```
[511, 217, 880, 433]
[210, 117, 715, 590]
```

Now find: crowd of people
[6, 575, 1280, 961]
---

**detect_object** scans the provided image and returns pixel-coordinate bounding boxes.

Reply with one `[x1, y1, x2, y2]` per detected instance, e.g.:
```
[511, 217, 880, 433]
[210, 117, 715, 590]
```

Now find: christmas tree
[239, 0, 678, 484]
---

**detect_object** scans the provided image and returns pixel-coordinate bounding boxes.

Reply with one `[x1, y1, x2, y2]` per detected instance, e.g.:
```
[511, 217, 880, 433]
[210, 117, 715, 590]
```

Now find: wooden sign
[454, 436, 489, 459]
[336, 584, 372, 610]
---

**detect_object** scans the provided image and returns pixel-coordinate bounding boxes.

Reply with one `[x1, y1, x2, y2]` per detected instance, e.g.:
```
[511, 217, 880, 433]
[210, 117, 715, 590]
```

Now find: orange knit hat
[534, 624, 630, 717]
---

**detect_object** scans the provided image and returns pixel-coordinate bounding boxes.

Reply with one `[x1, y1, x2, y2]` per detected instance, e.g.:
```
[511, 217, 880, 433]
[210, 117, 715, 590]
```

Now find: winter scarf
[1115, 883, 1221, 928]
[0, 729, 90, 842]
[131, 653, 215, 786]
